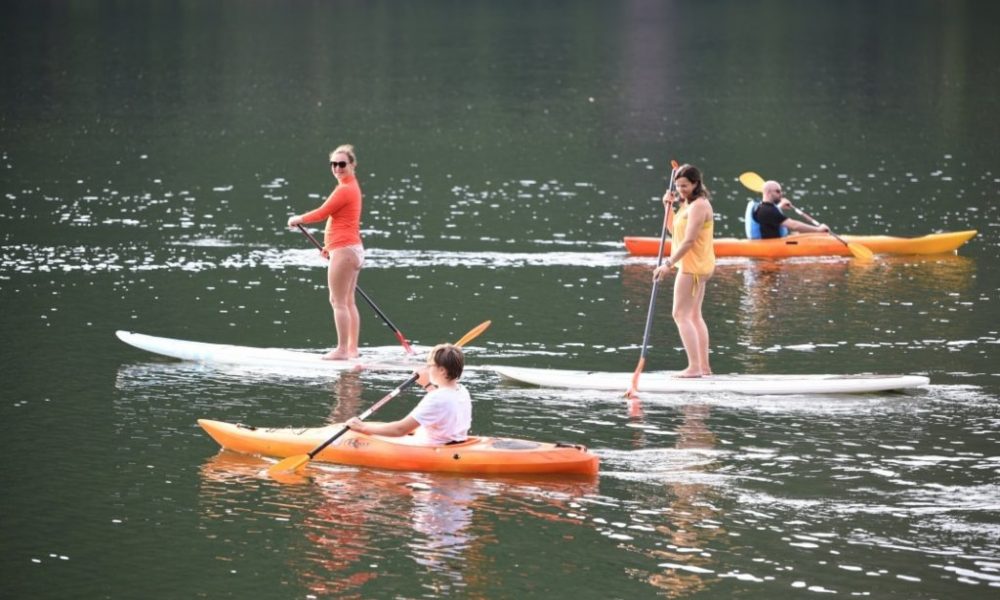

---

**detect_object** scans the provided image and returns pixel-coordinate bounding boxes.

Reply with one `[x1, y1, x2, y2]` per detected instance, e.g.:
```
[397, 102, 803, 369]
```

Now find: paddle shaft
[268, 320, 490, 475]
[296, 224, 414, 354]
[787, 204, 851, 246]
[638, 162, 681, 359]
[306, 373, 420, 460]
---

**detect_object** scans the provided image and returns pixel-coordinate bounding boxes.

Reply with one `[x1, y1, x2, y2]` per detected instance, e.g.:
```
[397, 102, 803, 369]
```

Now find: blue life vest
[745, 200, 789, 240]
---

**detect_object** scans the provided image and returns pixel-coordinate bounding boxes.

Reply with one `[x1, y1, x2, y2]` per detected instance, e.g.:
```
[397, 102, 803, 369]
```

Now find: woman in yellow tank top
[652, 164, 715, 377]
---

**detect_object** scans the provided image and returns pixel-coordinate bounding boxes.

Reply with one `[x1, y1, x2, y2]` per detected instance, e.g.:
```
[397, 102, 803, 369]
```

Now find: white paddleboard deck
[116, 330, 421, 372]
[493, 366, 929, 395]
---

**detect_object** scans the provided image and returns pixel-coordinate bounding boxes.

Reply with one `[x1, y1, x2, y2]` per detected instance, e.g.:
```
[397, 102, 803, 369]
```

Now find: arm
[783, 218, 830, 234]
[343, 366, 433, 436]
[782, 202, 830, 233]
[663, 191, 676, 235]
[346, 415, 420, 437]
[287, 186, 349, 229]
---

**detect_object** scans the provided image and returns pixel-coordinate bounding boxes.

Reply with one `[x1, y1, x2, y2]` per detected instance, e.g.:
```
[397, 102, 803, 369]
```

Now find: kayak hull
[116, 330, 416, 372]
[623, 230, 977, 258]
[494, 366, 929, 395]
[198, 419, 599, 476]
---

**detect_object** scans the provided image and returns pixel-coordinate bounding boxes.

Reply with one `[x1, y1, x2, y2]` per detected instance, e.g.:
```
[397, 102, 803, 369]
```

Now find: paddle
[626, 159, 680, 399]
[267, 319, 492, 476]
[738, 171, 874, 261]
[296, 224, 415, 354]
[785, 203, 875, 261]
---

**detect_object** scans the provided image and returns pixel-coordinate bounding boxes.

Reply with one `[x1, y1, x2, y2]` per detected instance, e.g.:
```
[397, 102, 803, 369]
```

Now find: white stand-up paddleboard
[493, 365, 929, 395]
[116, 331, 419, 372]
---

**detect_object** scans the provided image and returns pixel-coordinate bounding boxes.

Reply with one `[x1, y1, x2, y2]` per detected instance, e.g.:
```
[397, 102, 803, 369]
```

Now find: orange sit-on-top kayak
[198, 419, 599, 477]
[623, 230, 977, 258]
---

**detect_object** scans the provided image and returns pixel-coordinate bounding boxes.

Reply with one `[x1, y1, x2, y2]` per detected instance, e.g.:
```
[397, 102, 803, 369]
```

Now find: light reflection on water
[198, 451, 600, 598]
[109, 355, 1000, 597]
[5, 2, 999, 596]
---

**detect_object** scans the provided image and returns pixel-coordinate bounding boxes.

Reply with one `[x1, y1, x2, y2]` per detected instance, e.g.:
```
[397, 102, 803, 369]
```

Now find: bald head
[762, 180, 783, 203]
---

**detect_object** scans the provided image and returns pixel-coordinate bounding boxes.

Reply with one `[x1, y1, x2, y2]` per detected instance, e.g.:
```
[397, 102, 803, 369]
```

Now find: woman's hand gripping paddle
[296, 224, 416, 354]
[626, 160, 680, 400]
[738, 172, 874, 261]
[267, 320, 491, 477]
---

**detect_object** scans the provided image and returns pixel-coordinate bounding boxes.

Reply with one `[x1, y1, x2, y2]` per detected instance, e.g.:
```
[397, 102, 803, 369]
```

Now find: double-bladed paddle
[738, 171, 874, 261]
[626, 159, 680, 399]
[296, 224, 416, 354]
[267, 319, 492, 476]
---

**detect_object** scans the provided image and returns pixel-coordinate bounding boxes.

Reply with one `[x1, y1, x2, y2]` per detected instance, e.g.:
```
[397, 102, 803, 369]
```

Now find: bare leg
[672, 272, 712, 376]
[691, 273, 711, 375]
[324, 247, 362, 360]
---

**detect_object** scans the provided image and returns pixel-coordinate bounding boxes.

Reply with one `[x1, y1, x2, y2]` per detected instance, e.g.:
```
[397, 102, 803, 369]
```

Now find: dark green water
[2, 1, 998, 598]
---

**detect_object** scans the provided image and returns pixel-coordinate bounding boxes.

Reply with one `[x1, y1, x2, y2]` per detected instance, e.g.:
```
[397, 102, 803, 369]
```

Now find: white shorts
[331, 244, 365, 269]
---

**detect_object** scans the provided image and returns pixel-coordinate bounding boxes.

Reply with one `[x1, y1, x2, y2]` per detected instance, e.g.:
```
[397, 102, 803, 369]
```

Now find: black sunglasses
[330, 161, 349, 169]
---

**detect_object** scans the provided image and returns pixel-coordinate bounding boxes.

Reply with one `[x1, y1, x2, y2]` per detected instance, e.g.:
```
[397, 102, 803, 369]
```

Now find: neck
[435, 379, 459, 390]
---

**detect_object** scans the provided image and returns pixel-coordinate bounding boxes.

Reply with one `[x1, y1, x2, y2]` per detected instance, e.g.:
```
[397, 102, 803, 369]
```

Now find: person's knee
[672, 300, 694, 320]
[329, 293, 347, 310]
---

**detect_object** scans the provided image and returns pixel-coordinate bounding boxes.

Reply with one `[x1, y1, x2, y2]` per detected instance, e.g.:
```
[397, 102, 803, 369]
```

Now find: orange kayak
[198, 419, 599, 476]
[623, 230, 977, 258]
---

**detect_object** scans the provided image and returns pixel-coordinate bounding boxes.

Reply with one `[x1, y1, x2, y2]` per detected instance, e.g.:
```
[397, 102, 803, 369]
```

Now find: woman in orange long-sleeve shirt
[288, 144, 364, 360]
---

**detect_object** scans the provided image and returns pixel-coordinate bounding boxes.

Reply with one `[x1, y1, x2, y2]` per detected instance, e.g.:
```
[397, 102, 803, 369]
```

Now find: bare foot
[322, 349, 351, 361]
[673, 368, 703, 379]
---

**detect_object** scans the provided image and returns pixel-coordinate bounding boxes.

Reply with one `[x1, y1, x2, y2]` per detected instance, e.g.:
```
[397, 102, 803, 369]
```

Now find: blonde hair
[330, 144, 357, 167]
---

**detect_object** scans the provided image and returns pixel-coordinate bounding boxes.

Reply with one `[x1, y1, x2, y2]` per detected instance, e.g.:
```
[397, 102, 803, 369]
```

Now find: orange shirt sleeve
[300, 186, 349, 224]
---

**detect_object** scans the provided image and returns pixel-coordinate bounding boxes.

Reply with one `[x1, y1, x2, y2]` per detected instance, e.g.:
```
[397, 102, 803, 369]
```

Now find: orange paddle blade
[846, 242, 875, 261]
[455, 320, 491, 348]
[268, 453, 310, 476]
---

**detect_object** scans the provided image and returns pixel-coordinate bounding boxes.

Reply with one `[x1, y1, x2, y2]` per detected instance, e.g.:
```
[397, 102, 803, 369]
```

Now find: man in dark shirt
[754, 180, 830, 239]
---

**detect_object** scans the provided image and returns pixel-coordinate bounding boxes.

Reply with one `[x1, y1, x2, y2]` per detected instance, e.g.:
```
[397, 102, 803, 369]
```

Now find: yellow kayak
[624, 230, 977, 258]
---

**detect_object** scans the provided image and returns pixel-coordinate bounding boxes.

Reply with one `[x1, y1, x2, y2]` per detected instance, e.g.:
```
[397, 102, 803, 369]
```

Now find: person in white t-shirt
[346, 344, 471, 444]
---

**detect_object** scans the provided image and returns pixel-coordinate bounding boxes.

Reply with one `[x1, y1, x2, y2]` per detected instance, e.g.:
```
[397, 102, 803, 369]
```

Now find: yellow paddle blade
[847, 242, 875, 261]
[455, 320, 491, 348]
[268, 453, 310, 476]
[739, 171, 765, 193]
